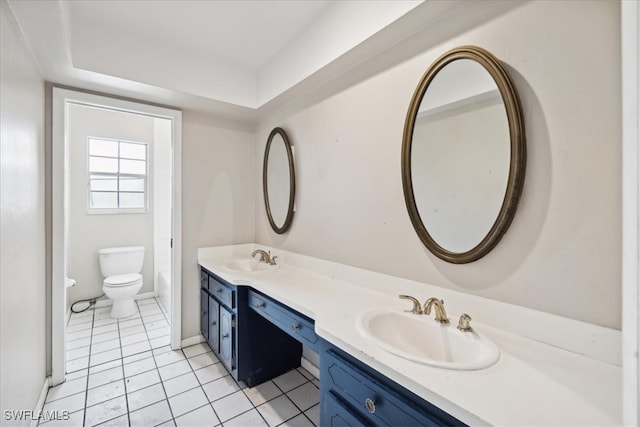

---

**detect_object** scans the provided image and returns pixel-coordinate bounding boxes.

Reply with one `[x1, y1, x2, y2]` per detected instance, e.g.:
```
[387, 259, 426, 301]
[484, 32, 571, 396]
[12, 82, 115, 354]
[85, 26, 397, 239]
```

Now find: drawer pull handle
[210, 321, 216, 326]
[291, 324, 299, 332]
[255, 302, 265, 308]
[222, 333, 229, 339]
[216, 289, 222, 293]
[365, 398, 376, 414]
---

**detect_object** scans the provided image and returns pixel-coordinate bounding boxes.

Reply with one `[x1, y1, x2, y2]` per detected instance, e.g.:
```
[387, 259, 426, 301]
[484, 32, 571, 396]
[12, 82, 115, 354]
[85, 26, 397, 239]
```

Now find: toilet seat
[104, 273, 142, 287]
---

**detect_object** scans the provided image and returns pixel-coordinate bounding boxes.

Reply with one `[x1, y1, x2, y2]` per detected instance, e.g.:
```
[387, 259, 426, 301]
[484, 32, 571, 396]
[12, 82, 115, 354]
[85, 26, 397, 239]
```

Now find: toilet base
[110, 298, 138, 318]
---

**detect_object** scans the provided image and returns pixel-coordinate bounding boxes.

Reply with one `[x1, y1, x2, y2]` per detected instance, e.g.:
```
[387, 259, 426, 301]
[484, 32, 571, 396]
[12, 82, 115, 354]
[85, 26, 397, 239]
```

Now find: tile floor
[42, 298, 320, 427]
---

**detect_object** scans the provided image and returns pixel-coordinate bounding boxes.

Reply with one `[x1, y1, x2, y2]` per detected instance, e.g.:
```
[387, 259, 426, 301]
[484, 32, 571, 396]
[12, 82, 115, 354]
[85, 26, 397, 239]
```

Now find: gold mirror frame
[263, 127, 296, 234]
[401, 46, 526, 264]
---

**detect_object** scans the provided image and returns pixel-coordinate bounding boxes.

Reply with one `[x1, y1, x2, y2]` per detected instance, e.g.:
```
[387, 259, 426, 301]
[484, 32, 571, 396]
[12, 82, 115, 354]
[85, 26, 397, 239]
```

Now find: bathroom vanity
[198, 244, 621, 426]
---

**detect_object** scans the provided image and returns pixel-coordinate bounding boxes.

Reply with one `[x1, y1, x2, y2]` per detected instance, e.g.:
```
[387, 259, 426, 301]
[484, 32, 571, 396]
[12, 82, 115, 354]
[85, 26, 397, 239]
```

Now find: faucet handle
[270, 256, 278, 265]
[398, 295, 423, 315]
[457, 313, 473, 332]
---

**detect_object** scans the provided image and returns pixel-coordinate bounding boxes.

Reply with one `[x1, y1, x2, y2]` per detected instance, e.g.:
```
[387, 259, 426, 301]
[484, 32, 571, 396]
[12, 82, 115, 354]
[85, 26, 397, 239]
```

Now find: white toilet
[99, 246, 145, 318]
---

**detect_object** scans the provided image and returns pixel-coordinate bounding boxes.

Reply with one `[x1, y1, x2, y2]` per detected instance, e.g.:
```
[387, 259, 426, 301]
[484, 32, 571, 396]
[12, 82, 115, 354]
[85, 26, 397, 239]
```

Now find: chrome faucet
[424, 298, 449, 324]
[252, 249, 277, 265]
[399, 295, 423, 314]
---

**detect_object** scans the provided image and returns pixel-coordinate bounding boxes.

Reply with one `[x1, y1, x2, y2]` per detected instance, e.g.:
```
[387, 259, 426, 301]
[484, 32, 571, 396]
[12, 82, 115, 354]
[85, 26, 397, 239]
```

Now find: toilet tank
[99, 246, 145, 277]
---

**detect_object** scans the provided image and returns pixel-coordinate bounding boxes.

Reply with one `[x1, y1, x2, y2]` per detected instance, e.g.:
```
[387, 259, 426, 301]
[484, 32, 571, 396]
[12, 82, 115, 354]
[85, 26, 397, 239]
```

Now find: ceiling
[7, 0, 526, 124]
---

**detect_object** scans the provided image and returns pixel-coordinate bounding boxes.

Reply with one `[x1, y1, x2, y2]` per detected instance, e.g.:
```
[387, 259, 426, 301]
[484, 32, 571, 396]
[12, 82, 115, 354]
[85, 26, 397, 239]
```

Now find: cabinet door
[219, 306, 235, 370]
[200, 289, 209, 341]
[322, 392, 369, 427]
[208, 298, 220, 354]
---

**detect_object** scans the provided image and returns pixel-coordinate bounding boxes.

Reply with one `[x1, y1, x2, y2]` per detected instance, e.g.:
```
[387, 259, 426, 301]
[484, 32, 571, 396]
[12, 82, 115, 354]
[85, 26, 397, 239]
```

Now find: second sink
[357, 308, 499, 370]
[224, 258, 279, 273]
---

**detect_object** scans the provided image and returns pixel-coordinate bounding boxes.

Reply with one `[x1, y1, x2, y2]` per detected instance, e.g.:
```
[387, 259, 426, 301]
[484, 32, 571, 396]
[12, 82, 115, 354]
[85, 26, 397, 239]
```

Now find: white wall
[0, 0, 47, 422]
[181, 112, 255, 338]
[255, 0, 622, 329]
[66, 104, 155, 304]
[154, 117, 172, 313]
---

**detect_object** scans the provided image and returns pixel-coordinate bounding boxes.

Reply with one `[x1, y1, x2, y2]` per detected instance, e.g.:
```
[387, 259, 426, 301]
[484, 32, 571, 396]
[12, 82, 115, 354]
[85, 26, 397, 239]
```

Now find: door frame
[51, 87, 182, 386]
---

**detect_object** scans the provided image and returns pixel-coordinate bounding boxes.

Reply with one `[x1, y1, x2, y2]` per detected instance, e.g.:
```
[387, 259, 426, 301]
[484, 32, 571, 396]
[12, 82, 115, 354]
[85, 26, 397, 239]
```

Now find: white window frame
[87, 137, 149, 214]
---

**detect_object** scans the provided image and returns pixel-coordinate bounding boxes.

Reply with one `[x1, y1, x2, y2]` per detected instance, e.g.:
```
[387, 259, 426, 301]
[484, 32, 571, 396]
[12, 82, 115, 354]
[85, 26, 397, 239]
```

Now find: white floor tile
[152, 345, 173, 356]
[304, 404, 319, 427]
[125, 368, 161, 393]
[90, 348, 121, 367]
[281, 413, 314, 427]
[91, 338, 121, 355]
[120, 332, 148, 346]
[174, 403, 220, 427]
[66, 368, 89, 381]
[127, 382, 166, 412]
[187, 351, 218, 370]
[88, 365, 124, 390]
[66, 329, 92, 341]
[163, 371, 200, 397]
[147, 327, 170, 339]
[129, 399, 173, 427]
[210, 390, 253, 422]
[94, 414, 128, 427]
[93, 317, 118, 327]
[257, 395, 301, 427]
[297, 368, 316, 381]
[84, 395, 128, 427]
[143, 313, 166, 323]
[92, 331, 120, 344]
[146, 320, 169, 331]
[159, 359, 192, 382]
[67, 322, 93, 333]
[194, 362, 228, 385]
[168, 387, 209, 418]
[118, 318, 143, 329]
[92, 323, 119, 336]
[182, 343, 210, 359]
[156, 419, 176, 427]
[45, 377, 87, 402]
[67, 337, 92, 350]
[90, 359, 122, 375]
[122, 340, 152, 357]
[86, 379, 126, 407]
[286, 382, 319, 412]
[120, 325, 146, 337]
[123, 349, 152, 364]
[42, 391, 86, 414]
[243, 381, 282, 406]
[67, 356, 89, 373]
[124, 356, 156, 377]
[223, 409, 268, 427]
[150, 335, 171, 348]
[202, 375, 240, 403]
[154, 349, 185, 367]
[272, 370, 307, 393]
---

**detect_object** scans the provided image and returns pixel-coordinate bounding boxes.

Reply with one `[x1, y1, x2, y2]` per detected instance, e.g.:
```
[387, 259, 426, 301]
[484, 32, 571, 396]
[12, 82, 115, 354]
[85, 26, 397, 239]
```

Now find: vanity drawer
[322, 347, 465, 427]
[248, 291, 319, 351]
[208, 275, 235, 309]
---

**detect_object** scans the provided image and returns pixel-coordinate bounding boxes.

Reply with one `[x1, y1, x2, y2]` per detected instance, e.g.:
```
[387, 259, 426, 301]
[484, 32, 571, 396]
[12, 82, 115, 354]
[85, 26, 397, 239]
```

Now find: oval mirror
[263, 127, 295, 234]
[402, 46, 525, 263]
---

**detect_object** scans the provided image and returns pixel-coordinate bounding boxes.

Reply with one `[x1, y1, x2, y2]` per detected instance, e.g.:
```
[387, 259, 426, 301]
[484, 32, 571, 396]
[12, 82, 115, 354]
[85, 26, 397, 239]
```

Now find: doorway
[51, 88, 182, 386]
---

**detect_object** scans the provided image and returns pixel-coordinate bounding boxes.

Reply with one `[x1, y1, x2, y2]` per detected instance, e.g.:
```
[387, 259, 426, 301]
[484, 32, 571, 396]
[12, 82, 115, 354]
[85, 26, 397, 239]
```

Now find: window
[88, 137, 148, 212]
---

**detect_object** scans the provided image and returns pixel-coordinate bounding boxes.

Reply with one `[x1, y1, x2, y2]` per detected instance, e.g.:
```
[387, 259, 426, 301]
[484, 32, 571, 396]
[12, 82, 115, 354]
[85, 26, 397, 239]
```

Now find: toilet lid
[104, 273, 142, 287]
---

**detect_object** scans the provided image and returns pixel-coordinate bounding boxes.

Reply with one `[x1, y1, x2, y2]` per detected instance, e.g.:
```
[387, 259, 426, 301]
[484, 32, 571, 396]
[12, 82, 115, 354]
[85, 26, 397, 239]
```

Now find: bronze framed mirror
[263, 127, 295, 234]
[402, 46, 525, 263]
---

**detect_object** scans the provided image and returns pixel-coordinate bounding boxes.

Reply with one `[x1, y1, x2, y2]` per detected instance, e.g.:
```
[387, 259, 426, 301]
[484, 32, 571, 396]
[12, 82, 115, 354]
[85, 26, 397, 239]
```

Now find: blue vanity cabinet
[199, 266, 303, 387]
[320, 341, 467, 427]
[200, 288, 208, 341]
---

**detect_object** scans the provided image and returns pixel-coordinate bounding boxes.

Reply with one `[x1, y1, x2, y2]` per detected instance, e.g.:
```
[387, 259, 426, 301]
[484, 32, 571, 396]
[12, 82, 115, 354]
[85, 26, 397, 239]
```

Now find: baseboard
[29, 376, 51, 427]
[93, 292, 156, 308]
[301, 356, 320, 379]
[181, 335, 205, 348]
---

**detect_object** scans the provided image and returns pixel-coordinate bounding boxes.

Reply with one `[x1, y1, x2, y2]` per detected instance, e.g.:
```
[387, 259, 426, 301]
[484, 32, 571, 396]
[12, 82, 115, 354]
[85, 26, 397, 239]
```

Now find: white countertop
[198, 244, 621, 426]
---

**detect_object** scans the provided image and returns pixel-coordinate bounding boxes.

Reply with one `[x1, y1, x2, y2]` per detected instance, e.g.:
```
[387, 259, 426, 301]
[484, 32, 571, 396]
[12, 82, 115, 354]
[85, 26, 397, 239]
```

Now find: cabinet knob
[365, 398, 376, 414]
[255, 302, 265, 308]
[290, 324, 299, 332]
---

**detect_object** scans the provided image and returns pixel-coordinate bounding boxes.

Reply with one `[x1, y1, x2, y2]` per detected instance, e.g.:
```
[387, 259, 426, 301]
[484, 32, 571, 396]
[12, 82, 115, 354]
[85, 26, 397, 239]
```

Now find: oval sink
[357, 308, 499, 370]
[224, 259, 279, 273]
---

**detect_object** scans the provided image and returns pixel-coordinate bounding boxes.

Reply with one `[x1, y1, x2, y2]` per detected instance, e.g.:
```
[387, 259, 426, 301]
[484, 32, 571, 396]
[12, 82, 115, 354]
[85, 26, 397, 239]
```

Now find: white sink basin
[357, 308, 499, 370]
[224, 259, 278, 273]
